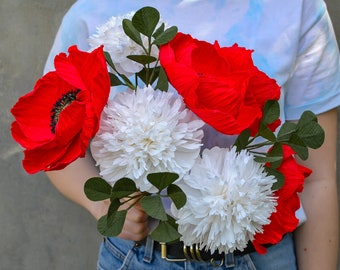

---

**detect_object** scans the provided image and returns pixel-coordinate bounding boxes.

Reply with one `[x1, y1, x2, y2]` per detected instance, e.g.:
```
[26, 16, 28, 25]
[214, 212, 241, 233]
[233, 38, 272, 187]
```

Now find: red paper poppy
[11, 45, 110, 173]
[252, 145, 312, 254]
[159, 32, 280, 135]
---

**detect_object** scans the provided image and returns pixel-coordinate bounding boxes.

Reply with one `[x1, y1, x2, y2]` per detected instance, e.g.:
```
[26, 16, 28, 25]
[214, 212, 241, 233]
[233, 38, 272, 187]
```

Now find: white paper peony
[90, 86, 204, 193]
[171, 146, 277, 254]
[88, 13, 160, 76]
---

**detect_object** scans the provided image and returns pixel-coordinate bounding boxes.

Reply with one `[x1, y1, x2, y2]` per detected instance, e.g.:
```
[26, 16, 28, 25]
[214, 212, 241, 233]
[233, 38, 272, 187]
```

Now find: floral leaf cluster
[234, 100, 324, 189]
[102, 6, 178, 91]
[84, 172, 185, 243]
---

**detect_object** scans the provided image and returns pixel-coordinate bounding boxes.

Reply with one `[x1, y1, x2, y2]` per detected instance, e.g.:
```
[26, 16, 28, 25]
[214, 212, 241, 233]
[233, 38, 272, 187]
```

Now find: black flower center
[50, 89, 80, 133]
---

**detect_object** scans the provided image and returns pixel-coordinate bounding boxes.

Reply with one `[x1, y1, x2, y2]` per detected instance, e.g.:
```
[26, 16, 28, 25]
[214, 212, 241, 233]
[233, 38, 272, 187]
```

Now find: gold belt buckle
[159, 242, 187, 262]
[183, 243, 224, 267]
[160, 242, 224, 267]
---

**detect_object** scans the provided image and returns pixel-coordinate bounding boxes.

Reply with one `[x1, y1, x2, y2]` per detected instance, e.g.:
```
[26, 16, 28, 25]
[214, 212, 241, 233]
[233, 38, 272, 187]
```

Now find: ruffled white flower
[88, 13, 159, 76]
[171, 146, 277, 254]
[90, 86, 204, 193]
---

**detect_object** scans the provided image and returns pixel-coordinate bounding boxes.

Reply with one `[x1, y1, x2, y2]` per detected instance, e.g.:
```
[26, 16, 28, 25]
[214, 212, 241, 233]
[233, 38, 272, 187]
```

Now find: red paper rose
[159, 32, 280, 135]
[252, 145, 312, 254]
[11, 45, 110, 173]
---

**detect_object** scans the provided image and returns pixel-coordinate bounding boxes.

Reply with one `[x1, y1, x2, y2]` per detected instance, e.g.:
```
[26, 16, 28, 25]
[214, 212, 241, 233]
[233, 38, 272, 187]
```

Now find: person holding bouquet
[13, 0, 340, 269]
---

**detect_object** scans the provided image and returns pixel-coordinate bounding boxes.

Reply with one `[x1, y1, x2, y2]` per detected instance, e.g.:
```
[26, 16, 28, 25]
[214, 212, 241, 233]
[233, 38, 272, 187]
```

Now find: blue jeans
[97, 233, 297, 270]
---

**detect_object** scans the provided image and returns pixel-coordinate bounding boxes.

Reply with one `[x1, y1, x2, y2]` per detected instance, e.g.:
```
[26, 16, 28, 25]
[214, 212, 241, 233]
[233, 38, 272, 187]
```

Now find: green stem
[244, 141, 273, 150]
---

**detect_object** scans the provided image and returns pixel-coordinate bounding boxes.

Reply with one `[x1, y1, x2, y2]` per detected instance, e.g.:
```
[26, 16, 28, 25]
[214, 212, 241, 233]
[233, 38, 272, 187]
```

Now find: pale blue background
[0, 1, 339, 269]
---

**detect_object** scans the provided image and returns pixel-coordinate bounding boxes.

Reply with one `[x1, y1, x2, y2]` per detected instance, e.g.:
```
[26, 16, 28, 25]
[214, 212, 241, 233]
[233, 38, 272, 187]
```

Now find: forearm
[294, 109, 339, 270]
[45, 152, 107, 220]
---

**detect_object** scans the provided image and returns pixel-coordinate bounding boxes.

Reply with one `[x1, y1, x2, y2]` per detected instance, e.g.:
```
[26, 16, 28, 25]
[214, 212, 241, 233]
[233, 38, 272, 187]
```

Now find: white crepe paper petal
[171, 146, 277, 253]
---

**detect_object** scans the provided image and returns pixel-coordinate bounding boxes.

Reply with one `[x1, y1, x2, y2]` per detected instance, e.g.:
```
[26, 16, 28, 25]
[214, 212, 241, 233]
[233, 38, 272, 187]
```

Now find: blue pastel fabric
[44, 0, 340, 122]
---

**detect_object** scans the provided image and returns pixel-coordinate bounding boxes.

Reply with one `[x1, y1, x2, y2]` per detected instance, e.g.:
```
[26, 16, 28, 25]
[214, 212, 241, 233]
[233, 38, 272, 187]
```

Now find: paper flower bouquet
[11, 7, 324, 255]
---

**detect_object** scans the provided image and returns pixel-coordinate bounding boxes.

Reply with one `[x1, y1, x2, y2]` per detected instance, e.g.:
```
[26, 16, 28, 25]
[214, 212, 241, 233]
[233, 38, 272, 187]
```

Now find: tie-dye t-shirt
[45, 0, 340, 123]
[44, 0, 340, 222]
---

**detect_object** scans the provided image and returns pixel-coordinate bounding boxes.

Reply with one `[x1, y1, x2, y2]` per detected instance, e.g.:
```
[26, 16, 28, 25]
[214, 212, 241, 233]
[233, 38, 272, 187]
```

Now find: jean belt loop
[225, 253, 235, 268]
[143, 235, 154, 263]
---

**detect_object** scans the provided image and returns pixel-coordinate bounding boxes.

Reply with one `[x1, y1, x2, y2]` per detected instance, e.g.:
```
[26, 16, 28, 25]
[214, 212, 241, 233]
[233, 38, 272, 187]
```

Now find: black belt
[138, 239, 267, 262]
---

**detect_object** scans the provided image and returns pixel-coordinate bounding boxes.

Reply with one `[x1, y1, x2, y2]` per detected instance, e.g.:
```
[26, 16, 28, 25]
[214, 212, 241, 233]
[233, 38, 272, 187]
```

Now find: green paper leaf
[119, 73, 135, 89]
[287, 133, 309, 160]
[111, 178, 138, 199]
[262, 100, 280, 125]
[107, 198, 121, 226]
[264, 167, 285, 190]
[126, 55, 157, 65]
[296, 122, 325, 149]
[122, 19, 144, 47]
[151, 217, 181, 243]
[155, 66, 169, 91]
[141, 195, 167, 221]
[104, 51, 116, 70]
[153, 23, 165, 39]
[146, 172, 179, 191]
[254, 143, 283, 169]
[132, 7, 160, 37]
[84, 177, 112, 201]
[153, 26, 178, 46]
[136, 67, 159, 85]
[97, 211, 127, 237]
[295, 110, 324, 149]
[277, 122, 296, 142]
[254, 155, 282, 164]
[167, 184, 186, 209]
[109, 73, 123, 86]
[234, 129, 251, 152]
[258, 121, 276, 142]
[267, 142, 283, 169]
[296, 110, 318, 126]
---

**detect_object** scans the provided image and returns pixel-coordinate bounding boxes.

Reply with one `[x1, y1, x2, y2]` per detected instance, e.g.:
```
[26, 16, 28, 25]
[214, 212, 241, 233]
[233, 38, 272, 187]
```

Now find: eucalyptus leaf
[104, 51, 116, 70]
[132, 7, 160, 37]
[267, 142, 283, 169]
[262, 100, 280, 125]
[109, 73, 123, 86]
[234, 129, 251, 152]
[147, 172, 179, 191]
[153, 23, 165, 39]
[111, 177, 138, 199]
[137, 67, 159, 85]
[84, 177, 112, 201]
[277, 122, 296, 142]
[153, 26, 178, 46]
[141, 195, 167, 221]
[127, 55, 157, 65]
[119, 73, 135, 89]
[287, 133, 309, 160]
[258, 122, 276, 142]
[296, 121, 325, 149]
[264, 167, 285, 190]
[107, 198, 121, 226]
[167, 184, 186, 209]
[254, 155, 282, 164]
[150, 219, 181, 243]
[97, 211, 127, 237]
[122, 19, 144, 47]
[155, 66, 169, 91]
[289, 144, 309, 160]
[296, 110, 318, 127]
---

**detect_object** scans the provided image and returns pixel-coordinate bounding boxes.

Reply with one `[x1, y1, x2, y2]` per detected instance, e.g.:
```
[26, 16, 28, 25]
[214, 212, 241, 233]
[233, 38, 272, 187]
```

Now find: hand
[93, 193, 150, 242]
[118, 200, 150, 241]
